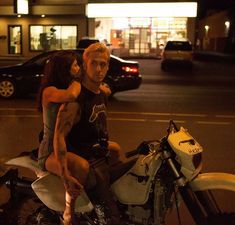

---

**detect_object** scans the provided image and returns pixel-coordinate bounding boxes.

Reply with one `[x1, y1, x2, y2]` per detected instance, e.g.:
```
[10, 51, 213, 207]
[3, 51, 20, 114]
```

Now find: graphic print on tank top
[67, 86, 108, 154]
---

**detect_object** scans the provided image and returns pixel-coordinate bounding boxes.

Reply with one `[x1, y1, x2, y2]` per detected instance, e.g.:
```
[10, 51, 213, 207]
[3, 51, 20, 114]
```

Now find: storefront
[0, 1, 197, 59]
[87, 2, 197, 57]
[0, 1, 87, 59]
[94, 17, 191, 57]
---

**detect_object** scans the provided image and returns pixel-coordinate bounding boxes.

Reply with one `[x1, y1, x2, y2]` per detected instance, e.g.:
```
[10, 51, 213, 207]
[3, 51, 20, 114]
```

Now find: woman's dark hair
[37, 50, 79, 111]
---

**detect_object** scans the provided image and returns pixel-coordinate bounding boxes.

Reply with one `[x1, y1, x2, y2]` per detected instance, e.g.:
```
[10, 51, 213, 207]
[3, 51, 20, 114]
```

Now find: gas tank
[112, 154, 161, 205]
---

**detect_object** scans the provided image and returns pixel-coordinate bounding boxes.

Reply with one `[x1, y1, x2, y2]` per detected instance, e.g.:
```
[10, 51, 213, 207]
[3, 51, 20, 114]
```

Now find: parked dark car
[0, 49, 142, 98]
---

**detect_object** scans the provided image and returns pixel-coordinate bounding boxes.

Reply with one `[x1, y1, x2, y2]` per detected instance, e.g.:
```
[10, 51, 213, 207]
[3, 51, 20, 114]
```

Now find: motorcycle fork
[178, 185, 207, 225]
[162, 150, 206, 225]
[194, 190, 221, 215]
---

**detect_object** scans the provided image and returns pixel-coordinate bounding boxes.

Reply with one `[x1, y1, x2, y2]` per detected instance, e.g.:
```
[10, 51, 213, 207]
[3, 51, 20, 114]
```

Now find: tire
[193, 189, 235, 225]
[204, 213, 235, 225]
[15, 197, 59, 225]
[0, 78, 17, 98]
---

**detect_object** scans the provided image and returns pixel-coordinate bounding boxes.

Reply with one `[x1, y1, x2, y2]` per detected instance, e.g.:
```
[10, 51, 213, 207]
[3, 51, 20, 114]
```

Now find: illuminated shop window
[8, 25, 22, 54]
[152, 17, 187, 41]
[29, 25, 77, 51]
[129, 18, 151, 28]
[95, 17, 188, 56]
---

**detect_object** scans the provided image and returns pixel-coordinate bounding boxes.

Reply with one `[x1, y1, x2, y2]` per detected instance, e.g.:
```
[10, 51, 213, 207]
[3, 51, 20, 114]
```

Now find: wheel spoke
[0, 80, 15, 97]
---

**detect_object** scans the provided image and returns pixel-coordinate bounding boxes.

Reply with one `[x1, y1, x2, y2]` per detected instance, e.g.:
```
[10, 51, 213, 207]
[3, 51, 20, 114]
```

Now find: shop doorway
[127, 28, 151, 55]
[8, 25, 22, 54]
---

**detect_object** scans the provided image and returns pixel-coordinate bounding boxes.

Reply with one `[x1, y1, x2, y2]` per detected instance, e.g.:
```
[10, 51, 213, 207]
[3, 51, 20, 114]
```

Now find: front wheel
[187, 173, 235, 225]
[204, 213, 235, 225]
[179, 184, 235, 225]
[193, 189, 235, 225]
[15, 197, 59, 225]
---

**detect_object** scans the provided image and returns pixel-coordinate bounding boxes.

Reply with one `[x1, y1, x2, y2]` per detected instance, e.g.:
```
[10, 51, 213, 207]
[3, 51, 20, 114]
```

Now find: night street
[1, 58, 235, 224]
[1, 0, 235, 224]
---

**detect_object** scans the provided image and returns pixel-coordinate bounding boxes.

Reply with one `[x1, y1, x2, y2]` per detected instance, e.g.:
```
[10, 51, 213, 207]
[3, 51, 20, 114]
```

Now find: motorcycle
[0, 120, 235, 225]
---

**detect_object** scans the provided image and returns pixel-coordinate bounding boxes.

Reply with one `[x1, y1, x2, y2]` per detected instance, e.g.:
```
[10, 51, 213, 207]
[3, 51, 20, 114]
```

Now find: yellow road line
[154, 119, 186, 123]
[196, 121, 230, 125]
[0, 115, 40, 118]
[215, 115, 235, 119]
[107, 118, 146, 122]
[108, 111, 206, 117]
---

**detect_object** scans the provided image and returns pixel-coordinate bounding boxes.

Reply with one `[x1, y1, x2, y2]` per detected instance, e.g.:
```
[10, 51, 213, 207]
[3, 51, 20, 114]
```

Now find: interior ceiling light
[14, 0, 29, 14]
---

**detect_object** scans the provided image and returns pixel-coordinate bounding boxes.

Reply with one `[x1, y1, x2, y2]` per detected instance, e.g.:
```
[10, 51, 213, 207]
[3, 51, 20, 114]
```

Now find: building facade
[0, 0, 197, 59]
[0, 0, 87, 60]
[197, 9, 235, 53]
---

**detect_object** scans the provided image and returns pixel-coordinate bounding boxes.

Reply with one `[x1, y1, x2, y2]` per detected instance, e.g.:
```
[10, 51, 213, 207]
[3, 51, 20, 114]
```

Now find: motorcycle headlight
[193, 152, 202, 169]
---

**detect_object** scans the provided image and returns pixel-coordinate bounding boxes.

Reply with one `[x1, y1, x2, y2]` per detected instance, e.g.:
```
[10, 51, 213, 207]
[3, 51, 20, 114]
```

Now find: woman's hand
[100, 82, 111, 96]
[43, 80, 81, 104]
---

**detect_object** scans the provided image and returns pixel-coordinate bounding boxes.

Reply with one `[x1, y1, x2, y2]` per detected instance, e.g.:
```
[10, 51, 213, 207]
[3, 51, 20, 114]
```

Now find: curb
[194, 51, 235, 64]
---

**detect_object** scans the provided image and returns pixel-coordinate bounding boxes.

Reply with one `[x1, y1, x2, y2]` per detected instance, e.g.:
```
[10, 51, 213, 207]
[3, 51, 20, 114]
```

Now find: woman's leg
[45, 152, 89, 225]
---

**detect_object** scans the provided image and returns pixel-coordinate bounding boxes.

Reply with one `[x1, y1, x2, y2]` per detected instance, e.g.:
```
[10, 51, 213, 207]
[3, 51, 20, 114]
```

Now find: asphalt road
[0, 58, 235, 224]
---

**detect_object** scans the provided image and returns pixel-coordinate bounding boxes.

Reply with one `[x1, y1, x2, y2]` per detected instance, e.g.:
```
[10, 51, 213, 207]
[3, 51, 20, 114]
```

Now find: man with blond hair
[54, 42, 123, 225]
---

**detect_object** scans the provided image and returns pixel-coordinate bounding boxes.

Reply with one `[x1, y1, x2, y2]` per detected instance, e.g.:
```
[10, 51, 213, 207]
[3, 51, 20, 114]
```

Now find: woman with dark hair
[37, 50, 89, 225]
[37, 50, 82, 112]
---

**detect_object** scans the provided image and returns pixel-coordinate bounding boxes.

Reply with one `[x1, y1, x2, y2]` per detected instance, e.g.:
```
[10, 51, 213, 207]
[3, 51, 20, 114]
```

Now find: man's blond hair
[83, 42, 110, 63]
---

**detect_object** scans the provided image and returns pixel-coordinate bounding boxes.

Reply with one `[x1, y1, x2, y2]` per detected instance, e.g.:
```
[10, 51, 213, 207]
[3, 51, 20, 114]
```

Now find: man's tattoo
[56, 102, 78, 136]
[57, 148, 66, 161]
[54, 102, 79, 177]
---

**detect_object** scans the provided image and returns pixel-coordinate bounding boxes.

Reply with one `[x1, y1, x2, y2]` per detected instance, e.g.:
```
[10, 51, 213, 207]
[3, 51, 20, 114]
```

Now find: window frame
[29, 24, 78, 52]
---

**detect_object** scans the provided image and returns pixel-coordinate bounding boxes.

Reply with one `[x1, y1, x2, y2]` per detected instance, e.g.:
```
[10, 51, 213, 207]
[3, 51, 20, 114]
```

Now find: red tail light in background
[122, 66, 138, 73]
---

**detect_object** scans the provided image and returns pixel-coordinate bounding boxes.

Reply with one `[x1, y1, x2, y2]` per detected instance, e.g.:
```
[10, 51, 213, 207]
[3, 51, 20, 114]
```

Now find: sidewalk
[193, 50, 235, 64]
[123, 50, 235, 64]
[0, 50, 235, 67]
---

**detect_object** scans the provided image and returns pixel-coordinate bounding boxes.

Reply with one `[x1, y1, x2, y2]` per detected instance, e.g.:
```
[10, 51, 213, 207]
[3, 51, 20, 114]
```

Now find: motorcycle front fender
[190, 172, 235, 192]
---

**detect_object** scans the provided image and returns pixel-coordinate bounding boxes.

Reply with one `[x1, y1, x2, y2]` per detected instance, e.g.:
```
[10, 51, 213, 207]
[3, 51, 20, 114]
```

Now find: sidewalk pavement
[123, 50, 235, 64]
[0, 50, 235, 67]
[194, 50, 235, 64]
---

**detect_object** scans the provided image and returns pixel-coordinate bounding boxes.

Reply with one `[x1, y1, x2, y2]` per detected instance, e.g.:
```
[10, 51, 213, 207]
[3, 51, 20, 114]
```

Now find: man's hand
[63, 173, 83, 199]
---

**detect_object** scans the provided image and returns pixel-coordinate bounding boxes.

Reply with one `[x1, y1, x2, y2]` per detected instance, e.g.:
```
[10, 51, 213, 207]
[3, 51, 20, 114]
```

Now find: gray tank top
[38, 102, 60, 170]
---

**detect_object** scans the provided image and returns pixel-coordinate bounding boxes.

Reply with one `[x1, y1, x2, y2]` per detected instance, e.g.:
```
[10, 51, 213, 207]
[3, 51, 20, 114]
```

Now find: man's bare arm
[53, 102, 80, 178]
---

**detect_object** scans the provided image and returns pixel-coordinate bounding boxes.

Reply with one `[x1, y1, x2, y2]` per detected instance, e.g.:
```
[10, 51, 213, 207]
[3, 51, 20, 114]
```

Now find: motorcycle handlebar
[125, 149, 139, 158]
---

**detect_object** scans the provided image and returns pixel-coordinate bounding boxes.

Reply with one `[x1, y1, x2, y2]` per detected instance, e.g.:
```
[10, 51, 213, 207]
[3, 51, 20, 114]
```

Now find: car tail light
[122, 66, 138, 73]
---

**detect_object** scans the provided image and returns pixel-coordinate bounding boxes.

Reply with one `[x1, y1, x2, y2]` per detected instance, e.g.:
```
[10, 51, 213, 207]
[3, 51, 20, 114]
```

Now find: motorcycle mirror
[137, 141, 151, 155]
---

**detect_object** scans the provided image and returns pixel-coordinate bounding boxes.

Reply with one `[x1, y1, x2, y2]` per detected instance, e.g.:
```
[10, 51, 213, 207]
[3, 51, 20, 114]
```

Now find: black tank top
[67, 85, 108, 159]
